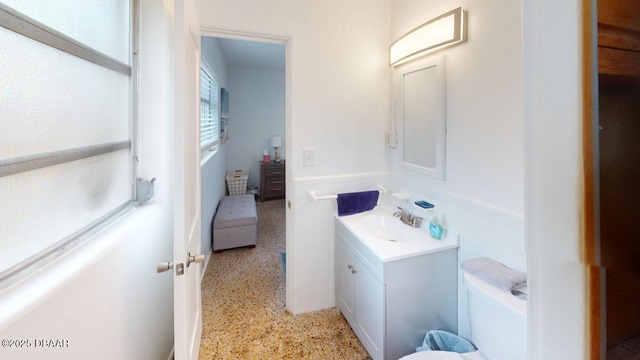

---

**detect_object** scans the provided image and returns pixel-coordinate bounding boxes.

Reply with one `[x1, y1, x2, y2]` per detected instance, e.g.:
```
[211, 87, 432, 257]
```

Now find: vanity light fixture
[390, 7, 467, 67]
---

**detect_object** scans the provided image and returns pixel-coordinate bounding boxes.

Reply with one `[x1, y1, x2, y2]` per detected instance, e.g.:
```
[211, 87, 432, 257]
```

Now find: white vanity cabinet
[335, 219, 458, 360]
[336, 237, 385, 359]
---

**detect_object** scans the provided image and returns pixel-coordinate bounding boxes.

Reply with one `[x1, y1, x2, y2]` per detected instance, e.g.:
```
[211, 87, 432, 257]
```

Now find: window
[200, 62, 219, 153]
[0, 1, 134, 284]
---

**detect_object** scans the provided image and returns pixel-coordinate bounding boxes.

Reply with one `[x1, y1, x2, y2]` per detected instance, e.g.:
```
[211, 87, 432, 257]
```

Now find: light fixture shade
[270, 136, 282, 147]
[390, 7, 467, 67]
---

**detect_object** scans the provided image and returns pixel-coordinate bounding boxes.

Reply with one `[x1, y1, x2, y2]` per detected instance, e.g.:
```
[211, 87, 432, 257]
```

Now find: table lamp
[270, 136, 282, 163]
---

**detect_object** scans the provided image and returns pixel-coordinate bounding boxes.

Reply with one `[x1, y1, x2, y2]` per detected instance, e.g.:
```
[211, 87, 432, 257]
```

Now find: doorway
[199, 31, 290, 307]
[589, 0, 640, 358]
[599, 81, 640, 359]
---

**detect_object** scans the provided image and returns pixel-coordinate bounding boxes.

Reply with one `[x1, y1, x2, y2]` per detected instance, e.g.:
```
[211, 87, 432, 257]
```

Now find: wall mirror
[399, 55, 446, 179]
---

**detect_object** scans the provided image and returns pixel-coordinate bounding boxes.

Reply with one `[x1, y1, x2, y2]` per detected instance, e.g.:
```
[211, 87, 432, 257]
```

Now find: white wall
[197, 0, 390, 177]
[226, 66, 285, 188]
[523, 0, 587, 358]
[200, 37, 228, 256]
[0, 1, 175, 359]
[196, 0, 392, 314]
[390, 0, 524, 214]
[389, 0, 525, 339]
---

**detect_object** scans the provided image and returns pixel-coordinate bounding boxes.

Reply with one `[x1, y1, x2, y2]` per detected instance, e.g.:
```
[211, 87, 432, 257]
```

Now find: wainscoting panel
[290, 172, 387, 314]
[389, 173, 526, 339]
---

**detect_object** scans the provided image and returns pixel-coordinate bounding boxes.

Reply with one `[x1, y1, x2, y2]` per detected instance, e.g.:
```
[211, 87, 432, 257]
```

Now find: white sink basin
[359, 214, 419, 242]
[336, 204, 459, 262]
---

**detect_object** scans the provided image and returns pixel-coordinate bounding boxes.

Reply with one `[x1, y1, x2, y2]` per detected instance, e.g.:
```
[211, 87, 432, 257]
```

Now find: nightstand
[260, 160, 285, 202]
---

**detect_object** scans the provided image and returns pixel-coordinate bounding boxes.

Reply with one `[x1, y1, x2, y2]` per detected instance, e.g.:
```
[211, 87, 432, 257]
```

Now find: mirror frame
[397, 55, 447, 179]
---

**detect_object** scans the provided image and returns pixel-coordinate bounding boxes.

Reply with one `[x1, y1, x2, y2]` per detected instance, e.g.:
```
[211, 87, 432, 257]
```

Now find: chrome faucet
[393, 207, 423, 228]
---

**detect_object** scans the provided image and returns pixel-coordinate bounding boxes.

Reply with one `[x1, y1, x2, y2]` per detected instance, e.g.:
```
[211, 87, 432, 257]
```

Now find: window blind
[200, 65, 219, 150]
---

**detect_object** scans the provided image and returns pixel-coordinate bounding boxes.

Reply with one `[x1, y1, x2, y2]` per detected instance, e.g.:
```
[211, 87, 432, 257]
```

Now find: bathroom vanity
[335, 207, 458, 360]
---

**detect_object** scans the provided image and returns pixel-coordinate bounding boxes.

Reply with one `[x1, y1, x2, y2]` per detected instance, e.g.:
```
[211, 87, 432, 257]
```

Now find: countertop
[335, 203, 459, 262]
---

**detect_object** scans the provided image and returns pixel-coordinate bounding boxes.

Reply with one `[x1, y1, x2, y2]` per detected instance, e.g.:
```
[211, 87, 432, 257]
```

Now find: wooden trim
[589, 266, 603, 359]
[582, 0, 596, 267]
[582, 0, 600, 358]
[598, 46, 640, 81]
[597, 1, 640, 84]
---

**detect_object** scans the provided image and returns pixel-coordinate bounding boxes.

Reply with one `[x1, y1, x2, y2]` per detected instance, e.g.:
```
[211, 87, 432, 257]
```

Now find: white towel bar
[307, 190, 337, 202]
[307, 185, 387, 202]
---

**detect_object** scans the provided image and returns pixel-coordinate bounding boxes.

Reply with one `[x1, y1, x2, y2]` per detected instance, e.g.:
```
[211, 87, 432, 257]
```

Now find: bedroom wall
[225, 66, 285, 189]
[200, 36, 228, 256]
[389, 0, 525, 339]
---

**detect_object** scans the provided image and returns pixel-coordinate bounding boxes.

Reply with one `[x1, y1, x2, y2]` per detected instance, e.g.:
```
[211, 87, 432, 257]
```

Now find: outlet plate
[385, 130, 398, 148]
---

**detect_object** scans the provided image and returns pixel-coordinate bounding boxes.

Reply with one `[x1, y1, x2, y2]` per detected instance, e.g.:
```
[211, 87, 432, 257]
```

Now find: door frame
[522, 0, 591, 359]
[581, 0, 603, 358]
[199, 27, 293, 311]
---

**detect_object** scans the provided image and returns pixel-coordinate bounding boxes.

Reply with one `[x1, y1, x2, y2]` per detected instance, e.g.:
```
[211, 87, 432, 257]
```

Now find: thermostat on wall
[385, 130, 398, 148]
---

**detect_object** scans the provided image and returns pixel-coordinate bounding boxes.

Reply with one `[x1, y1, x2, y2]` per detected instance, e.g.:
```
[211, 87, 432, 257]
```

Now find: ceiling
[215, 37, 285, 70]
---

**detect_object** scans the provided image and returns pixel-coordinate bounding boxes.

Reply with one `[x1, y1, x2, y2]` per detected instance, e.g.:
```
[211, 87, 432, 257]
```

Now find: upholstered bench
[213, 194, 257, 252]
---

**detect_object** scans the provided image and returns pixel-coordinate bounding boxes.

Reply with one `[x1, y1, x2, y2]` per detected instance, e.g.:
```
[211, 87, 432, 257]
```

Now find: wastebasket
[226, 170, 249, 195]
[416, 330, 476, 353]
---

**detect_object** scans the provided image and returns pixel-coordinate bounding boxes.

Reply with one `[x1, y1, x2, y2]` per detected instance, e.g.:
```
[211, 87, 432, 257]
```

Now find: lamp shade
[270, 136, 282, 147]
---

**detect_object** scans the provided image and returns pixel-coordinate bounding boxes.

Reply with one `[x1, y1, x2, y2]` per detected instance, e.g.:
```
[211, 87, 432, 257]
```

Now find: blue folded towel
[336, 190, 379, 216]
[461, 257, 526, 291]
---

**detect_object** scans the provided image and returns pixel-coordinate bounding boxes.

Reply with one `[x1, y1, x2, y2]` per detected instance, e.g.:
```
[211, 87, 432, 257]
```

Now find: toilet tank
[464, 271, 527, 360]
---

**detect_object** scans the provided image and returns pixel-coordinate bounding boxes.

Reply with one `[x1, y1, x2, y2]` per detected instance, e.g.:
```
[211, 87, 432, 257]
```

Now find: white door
[173, 0, 203, 359]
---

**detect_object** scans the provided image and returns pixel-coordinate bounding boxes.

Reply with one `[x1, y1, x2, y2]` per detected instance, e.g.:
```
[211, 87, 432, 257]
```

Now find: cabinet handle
[351, 268, 357, 274]
[272, 180, 283, 184]
[272, 171, 282, 175]
[272, 188, 283, 191]
[347, 264, 353, 270]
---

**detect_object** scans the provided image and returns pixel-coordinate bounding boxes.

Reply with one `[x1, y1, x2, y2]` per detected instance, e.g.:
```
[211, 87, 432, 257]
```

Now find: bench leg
[248, 245, 256, 249]
[214, 249, 223, 254]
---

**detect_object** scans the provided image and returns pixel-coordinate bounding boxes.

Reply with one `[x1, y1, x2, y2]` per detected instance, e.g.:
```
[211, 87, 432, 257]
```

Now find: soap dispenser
[429, 217, 444, 240]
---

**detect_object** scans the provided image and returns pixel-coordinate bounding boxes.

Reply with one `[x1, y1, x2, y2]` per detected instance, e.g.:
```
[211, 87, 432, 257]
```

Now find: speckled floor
[199, 199, 371, 359]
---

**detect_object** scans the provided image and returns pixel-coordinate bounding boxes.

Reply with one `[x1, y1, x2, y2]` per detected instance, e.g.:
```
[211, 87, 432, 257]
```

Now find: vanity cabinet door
[336, 237, 355, 323]
[354, 255, 385, 360]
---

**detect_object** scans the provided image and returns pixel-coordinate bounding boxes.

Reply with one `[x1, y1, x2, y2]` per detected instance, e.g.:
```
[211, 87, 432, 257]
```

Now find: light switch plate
[303, 148, 315, 167]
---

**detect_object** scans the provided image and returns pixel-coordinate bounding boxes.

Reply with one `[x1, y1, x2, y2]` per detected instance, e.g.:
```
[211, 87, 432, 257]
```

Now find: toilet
[400, 271, 527, 360]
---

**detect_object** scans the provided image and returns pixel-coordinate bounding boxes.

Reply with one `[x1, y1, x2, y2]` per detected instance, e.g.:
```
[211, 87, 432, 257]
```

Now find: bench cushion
[214, 194, 257, 229]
